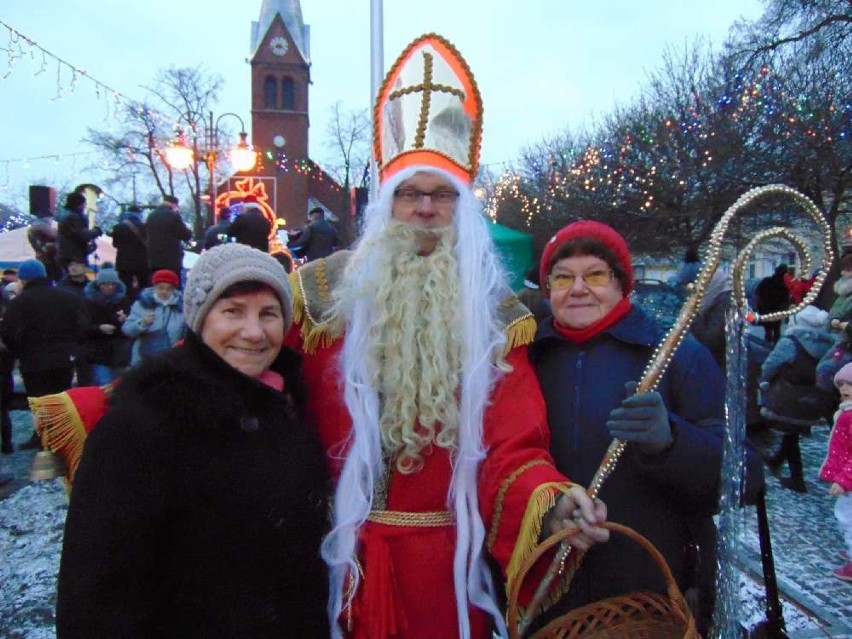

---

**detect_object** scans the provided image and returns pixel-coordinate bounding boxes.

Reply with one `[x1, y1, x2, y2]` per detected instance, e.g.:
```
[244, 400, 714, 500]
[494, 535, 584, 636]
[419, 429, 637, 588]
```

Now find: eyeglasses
[549, 269, 613, 291]
[393, 188, 459, 207]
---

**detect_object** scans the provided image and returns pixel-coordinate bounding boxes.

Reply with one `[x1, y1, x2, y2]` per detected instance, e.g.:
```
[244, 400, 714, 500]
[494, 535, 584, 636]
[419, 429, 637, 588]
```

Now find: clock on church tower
[249, 2, 311, 226]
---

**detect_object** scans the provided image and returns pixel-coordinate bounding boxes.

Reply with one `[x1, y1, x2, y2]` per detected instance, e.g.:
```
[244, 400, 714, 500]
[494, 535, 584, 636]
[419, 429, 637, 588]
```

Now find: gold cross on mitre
[374, 33, 483, 184]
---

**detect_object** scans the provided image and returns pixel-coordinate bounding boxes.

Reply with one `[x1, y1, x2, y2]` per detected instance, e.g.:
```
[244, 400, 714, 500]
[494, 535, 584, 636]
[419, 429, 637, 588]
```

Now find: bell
[29, 450, 68, 482]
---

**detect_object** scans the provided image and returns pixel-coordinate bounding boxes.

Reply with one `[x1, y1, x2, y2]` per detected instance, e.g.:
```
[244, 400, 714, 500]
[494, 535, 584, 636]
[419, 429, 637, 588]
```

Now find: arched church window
[264, 76, 278, 109]
[282, 77, 295, 110]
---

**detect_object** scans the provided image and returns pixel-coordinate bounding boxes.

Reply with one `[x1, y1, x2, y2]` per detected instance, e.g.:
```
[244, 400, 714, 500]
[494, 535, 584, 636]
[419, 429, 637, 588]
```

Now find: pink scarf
[257, 369, 284, 391]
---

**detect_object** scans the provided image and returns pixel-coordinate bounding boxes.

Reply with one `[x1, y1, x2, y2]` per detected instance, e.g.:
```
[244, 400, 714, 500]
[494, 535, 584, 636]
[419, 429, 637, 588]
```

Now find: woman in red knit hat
[529, 220, 765, 637]
[121, 269, 186, 364]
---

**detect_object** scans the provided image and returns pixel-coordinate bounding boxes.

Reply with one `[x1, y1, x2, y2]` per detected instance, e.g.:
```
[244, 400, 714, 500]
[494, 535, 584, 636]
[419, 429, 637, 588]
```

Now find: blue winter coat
[760, 325, 834, 383]
[122, 287, 185, 365]
[529, 305, 764, 624]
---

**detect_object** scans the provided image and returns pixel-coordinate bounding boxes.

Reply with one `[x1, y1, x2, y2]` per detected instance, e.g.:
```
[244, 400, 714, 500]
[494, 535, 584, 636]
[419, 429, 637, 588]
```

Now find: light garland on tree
[486, 63, 851, 226]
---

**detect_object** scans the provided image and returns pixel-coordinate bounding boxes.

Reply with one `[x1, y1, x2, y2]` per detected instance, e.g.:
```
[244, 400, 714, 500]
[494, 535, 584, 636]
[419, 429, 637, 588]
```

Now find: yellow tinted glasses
[549, 269, 613, 291]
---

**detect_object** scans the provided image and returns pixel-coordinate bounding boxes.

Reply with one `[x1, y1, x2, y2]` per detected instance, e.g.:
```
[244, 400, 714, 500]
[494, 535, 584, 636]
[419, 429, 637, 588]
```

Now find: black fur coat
[57, 330, 331, 638]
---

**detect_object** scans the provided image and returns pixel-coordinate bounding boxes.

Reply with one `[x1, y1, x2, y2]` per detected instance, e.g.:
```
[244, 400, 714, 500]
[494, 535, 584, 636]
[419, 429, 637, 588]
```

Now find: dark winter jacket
[297, 219, 340, 261]
[0, 278, 87, 373]
[755, 268, 792, 315]
[228, 207, 271, 252]
[57, 330, 330, 639]
[688, 270, 734, 370]
[202, 220, 231, 251]
[56, 275, 89, 300]
[761, 324, 836, 420]
[0, 287, 15, 373]
[145, 205, 191, 274]
[57, 209, 99, 267]
[81, 280, 132, 367]
[529, 305, 764, 625]
[110, 213, 148, 274]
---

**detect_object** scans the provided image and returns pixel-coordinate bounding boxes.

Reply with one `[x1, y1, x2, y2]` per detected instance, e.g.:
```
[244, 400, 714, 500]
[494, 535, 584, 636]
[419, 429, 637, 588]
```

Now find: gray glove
[606, 381, 673, 454]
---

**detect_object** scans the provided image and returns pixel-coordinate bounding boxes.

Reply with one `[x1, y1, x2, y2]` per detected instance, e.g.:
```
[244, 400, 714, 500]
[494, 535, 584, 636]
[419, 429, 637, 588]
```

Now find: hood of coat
[84, 279, 127, 304]
[783, 324, 835, 359]
[137, 286, 182, 308]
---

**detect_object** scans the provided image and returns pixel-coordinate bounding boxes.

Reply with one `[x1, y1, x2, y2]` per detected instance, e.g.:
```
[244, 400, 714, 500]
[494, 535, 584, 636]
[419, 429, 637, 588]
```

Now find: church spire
[251, 0, 310, 62]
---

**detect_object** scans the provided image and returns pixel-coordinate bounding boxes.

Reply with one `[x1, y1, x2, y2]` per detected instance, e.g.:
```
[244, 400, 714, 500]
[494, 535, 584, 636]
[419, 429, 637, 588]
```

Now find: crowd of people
[673, 246, 852, 583]
[0, 31, 848, 639]
[0, 187, 343, 453]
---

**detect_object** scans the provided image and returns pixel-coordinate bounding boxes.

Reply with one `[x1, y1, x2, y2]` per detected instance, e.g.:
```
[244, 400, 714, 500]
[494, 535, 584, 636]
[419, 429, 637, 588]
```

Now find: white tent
[0, 225, 116, 267]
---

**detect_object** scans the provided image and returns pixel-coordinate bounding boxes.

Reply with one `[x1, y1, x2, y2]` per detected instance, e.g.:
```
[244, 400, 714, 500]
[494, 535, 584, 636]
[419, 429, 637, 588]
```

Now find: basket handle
[506, 521, 691, 639]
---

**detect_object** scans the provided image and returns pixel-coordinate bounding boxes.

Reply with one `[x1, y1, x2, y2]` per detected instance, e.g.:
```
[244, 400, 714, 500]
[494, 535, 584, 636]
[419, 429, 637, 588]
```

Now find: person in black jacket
[289, 207, 341, 261]
[57, 192, 102, 269]
[0, 286, 14, 453]
[228, 197, 272, 252]
[56, 260, 95, 387]
[202, 205, 232, 250]
[756, 264, 792, 345]
[80, 267, 131, 386]
[109, 205, 148, 300]
[0, 259, 87, 447]
[57, 244, 330, 639]
[146, 195, 191, 279]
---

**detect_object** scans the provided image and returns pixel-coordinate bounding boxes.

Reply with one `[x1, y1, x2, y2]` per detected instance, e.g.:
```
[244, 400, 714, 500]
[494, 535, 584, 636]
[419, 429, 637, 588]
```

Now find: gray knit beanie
[184, 243, 292, 334]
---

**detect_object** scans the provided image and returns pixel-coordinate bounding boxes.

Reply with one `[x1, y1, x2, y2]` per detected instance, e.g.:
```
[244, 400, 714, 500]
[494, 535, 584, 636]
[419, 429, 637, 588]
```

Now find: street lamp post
[162, 111, 257, 229]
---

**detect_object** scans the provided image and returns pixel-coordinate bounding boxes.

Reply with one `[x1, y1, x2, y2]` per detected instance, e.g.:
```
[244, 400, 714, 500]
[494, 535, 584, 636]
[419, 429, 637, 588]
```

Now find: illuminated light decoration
[229, 132, 258, 171]
[0, 20, 171, 126]
[218, 177, 279, 240]
[162, 129, 194, 171]
[485, 62, 850, 227]
[255, 149, 344, 193]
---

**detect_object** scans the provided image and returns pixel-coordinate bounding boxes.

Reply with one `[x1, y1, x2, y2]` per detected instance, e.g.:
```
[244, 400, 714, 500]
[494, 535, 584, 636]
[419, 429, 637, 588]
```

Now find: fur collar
[111, 330, 302, 431]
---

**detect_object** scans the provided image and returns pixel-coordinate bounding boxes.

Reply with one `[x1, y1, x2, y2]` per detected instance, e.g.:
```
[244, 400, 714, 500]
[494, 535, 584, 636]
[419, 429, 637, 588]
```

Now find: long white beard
[332, 220, 462, 473]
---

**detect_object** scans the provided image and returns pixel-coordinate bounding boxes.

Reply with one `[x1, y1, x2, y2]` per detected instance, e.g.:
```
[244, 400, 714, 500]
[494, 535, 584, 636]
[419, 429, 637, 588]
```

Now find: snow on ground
[1, 480, 67, 639]
[0, 479, 823, 639]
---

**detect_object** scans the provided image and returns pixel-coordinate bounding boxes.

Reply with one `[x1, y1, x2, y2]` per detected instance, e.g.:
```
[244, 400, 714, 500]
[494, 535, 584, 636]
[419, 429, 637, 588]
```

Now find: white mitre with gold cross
[373, 33, 484, 185]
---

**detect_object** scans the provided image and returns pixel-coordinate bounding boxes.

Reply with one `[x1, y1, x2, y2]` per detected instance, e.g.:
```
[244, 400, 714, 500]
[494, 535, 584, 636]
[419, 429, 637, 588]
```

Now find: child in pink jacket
[822, 363, 852, 580]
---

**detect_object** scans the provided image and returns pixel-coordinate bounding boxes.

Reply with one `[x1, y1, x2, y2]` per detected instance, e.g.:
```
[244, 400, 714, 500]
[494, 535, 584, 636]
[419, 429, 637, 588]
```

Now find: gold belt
[367, 510, 453, 527]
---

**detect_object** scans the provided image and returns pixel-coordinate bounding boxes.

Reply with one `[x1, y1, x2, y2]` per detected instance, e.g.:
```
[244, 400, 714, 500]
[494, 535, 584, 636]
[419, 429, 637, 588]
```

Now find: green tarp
[486, 221, 534, 291]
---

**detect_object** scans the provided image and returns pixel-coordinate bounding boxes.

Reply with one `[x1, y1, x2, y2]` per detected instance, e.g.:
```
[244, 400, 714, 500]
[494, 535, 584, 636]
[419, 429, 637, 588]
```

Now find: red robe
[285, 319, 569, 639]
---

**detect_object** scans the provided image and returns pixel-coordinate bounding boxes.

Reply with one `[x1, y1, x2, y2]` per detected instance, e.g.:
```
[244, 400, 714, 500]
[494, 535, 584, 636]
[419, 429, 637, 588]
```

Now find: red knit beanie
[539, 220, 633, 296]
[151, 269, 180, 287]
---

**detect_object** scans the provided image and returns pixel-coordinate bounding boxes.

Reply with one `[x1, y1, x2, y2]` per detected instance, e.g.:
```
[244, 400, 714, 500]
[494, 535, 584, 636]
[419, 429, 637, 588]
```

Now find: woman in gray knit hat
[56, 244, 330, 638]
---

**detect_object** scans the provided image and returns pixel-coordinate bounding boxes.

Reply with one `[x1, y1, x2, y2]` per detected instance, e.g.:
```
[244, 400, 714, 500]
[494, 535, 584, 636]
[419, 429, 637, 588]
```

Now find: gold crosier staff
[512, 184, 834, 637]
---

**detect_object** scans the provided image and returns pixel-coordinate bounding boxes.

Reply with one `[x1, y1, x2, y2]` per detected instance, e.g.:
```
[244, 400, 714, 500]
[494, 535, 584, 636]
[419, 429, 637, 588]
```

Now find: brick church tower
[248, 0, 344, 228]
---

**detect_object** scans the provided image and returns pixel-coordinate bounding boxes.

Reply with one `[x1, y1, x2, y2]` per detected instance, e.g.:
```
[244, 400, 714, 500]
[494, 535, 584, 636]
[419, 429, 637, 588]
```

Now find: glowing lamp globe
[229, 132, 258, 172]
[163, 131, 194, 171]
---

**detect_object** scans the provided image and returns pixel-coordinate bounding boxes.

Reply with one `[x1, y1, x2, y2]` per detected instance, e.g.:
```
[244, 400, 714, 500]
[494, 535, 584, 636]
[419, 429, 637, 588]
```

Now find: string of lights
[484, 63, 851, 225]
[0, 20, 145, 118]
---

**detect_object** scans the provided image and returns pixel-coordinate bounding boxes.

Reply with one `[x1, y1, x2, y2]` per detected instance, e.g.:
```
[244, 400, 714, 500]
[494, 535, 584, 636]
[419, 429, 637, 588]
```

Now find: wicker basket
[507, 522, 701, 639]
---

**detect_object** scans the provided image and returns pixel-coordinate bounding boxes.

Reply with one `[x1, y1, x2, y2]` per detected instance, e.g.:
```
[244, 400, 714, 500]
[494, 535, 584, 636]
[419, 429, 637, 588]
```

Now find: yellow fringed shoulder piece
[291, 251, 351, 353]
[29, 393, 88, 482]
[498, 293, 536, 355]
[505, 481, 574, 599]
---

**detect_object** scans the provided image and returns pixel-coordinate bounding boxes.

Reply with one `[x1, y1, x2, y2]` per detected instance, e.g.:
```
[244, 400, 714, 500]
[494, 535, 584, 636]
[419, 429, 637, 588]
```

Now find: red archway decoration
[217, 178, 279, 239]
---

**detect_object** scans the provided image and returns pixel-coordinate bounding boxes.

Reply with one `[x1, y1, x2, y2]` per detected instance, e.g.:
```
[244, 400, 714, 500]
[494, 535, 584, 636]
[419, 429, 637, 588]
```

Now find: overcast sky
[0, 0, 762, 209]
